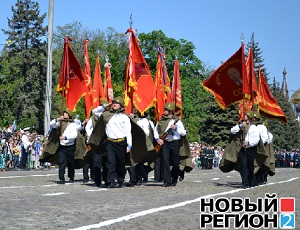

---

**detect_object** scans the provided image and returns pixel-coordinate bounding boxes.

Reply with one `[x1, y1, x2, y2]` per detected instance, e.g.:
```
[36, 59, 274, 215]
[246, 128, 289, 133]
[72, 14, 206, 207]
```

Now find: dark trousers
[58, 144, 76, 181]
[21, 146, 28, 168]
[104, 139, 126, 185]
[161, 140, 180, 185]
[135, 163, 147, 182]
[238, 146, 256, 186]
[154, 157, 163, 182]
[83, 162, 94, 181]
[127, 166, 136, 184]
[255, 164, 268, 185]
[93, 153, 107, 186]
[128, 163, 148, 184]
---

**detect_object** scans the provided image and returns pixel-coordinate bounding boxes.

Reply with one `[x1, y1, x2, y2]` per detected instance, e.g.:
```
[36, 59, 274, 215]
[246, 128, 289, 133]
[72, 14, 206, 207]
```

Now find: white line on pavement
[42, 192, 68, 196]
[85, 189, 108, 192]
[0, 185, 35, 189]
[0, 174, 56, 179]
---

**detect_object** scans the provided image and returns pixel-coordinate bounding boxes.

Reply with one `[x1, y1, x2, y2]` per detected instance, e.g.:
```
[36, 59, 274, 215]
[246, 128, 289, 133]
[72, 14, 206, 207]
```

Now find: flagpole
[241, 33, 246, 149]
[44, 0, 54, 136]
[62, 36, 70, 114]
[250, 33, 255, 111]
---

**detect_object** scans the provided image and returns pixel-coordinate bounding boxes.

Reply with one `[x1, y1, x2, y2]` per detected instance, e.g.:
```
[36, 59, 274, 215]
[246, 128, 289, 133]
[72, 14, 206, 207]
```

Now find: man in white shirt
[231, 111, 260, 189]
[50, 110, 78, 184]
[91, 96, 132, 188]
[21, 128, 32, 169]
[154, 102, 187, 187]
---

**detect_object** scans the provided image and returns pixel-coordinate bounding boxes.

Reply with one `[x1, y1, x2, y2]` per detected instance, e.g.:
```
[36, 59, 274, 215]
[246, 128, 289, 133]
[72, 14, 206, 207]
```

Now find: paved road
[0, 167, 299, 230]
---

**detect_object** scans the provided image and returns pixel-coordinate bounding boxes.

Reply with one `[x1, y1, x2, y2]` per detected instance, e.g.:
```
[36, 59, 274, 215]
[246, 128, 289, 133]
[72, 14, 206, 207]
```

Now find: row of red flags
[56, 37, 114, 119]
[56, 30, 182, 121]
[202, 43, 288, 124]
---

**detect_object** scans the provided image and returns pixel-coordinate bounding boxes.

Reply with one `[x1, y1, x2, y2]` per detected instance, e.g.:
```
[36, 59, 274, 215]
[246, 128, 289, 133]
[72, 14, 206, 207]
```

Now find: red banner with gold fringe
[83, 39, 93, 119]
[92, 54, 105, 108]
[56, 37, 85, 112]
[201, 43, 250, 109]
[124, 28, 156, 115]
[257, 68, 288, 124]
[172, 59, 182, 117]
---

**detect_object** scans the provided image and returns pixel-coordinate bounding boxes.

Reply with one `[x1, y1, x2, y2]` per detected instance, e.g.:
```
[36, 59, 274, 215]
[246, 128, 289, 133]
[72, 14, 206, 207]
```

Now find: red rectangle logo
[280, 198, 295, 212]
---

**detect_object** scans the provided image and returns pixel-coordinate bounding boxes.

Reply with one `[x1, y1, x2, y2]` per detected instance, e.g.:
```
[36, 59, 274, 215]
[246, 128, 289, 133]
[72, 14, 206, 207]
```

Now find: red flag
[124, 28, 156, 115]
[83, 39, 93, 119]
[92, 54, 105, 108]
[104, 61, 114, 103]
[257, 68, 288, 124]
[246, 47, 258, 100]
[237, 47, 258, 121]
[237, 100, 253, 121]
[202, 43, 250, 109]
[154, 53, 166, 122]
[56, 37, 85, 112]
[172, 59, 182, 118]
[160, 51, 173, 103]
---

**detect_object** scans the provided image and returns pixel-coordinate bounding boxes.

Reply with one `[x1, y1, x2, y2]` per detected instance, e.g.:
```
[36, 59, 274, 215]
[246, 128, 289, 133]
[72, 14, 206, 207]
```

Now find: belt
[107, 137, 125, 142]
[165, 139, 179, 142]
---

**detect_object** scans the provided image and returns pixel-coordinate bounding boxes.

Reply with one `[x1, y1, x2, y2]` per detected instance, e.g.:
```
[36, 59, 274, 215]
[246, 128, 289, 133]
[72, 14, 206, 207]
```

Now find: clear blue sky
[1, 0, 300, 94]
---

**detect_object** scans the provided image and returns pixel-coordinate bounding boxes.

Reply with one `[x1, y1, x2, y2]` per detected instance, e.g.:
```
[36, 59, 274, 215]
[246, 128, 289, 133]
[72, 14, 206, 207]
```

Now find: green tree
[246, 34, 269, 80]
[199, 95, 239, 147]
[1, 0, 47, 131]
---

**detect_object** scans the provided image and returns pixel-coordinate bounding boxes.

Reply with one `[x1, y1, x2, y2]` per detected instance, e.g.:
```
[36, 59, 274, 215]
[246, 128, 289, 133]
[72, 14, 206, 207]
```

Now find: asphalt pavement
[0, 166, 299, 230]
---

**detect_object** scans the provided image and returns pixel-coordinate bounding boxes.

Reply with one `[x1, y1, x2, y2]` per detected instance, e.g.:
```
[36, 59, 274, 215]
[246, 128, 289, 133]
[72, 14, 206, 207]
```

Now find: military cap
[63, 109, 73, 118]
[253, 111, 261, 120]
[112, 96, 124, 106]
[164, 102, 175, 111]
[245, 110, 254, 119]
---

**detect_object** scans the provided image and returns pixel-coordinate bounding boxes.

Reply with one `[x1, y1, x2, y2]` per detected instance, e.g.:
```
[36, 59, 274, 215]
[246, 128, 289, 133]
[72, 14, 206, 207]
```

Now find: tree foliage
[0, 0, 47, 131]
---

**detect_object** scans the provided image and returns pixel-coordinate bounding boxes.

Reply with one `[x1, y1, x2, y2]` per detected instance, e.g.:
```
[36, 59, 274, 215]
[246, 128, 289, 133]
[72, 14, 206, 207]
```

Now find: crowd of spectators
[189, 142, 224, 169]
[1, 124, 299, 172]
[274, 149, 300, 168]
[0, 125, 46, 171]
[189, 143, 300, 170]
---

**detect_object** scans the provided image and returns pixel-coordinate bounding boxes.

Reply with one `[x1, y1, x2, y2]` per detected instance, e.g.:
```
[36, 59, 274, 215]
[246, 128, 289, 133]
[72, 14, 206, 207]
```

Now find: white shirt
[92, 105, 132, 148]
[256, 124, 269, 144]
[49, 119, 78, 146]
[137, 118, 154, 137]
[154, 119, 186, 141]
[106, 113, 132, 147]
[92, 105, 105, 117]
[21, 134, 31, 150]
[74, 118, 82, 131]
[231, 123, 260, 147]
[85, 105, 106, 141]
[267, 131, 273, 144]
[85, 117, 94, 141]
